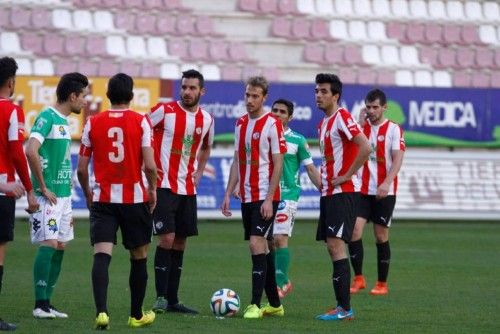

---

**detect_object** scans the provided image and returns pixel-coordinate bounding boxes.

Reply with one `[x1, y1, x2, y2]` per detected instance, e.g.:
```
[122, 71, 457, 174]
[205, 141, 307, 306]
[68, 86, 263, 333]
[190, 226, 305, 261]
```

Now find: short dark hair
[0, 57, 18, 87]
[56, 72, 89, 103]
[107, 73, 134, 105]
[246, 76, 269, 96]
[365, 88, 387, 106]
[182, 69, 205, 88]
[315, 73, 342, 100]
[272, 98, 294, 116]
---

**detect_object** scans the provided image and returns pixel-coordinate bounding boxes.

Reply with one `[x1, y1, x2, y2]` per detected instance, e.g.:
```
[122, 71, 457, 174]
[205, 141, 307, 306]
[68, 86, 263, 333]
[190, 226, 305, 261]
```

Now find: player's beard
[181, 93, 200, 109]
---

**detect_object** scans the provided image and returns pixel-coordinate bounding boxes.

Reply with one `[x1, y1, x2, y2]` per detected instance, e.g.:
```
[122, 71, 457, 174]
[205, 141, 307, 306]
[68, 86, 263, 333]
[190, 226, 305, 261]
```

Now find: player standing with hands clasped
[221, 76, 287, 319]
[149, 70, 214, 315]
[270, 98, 320, 299]
[313, 73, 370, 321]
[77, 73, 158, 329]
[348, 89, 405, 296]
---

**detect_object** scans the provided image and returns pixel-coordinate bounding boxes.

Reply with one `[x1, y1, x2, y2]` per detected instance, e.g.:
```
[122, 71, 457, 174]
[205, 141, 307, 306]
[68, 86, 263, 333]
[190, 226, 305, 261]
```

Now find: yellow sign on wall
[13, 76, 160, 139]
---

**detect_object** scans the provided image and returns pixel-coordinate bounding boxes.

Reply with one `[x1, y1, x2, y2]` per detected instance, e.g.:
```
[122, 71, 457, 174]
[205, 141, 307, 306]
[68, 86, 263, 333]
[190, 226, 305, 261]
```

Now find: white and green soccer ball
[210, 288, 240, 317]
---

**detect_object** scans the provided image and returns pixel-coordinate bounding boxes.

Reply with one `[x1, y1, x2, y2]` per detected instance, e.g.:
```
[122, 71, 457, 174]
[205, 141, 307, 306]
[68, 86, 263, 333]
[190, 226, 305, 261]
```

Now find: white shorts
[29, 196, 74, 244]
[273, 200, 297, 237]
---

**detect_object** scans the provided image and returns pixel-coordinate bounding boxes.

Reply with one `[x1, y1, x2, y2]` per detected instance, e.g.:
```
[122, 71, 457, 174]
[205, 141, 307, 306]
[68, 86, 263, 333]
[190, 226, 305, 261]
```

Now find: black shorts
[152, 188, 198, 238]
[0, 196, 15, 242]
[316, 193, 358, 243]
[357, 195, 396, 227]
[90, 202, 153, 250]
[241, 201, 279, 241]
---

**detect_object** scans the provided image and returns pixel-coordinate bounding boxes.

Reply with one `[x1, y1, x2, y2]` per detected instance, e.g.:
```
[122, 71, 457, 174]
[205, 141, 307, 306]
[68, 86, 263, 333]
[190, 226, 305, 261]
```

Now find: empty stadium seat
[373, 0, 391, 17]
[65, 34, 86, 56]
[271, 17, 292, 38]
[296, 0, 316, 14]
[73, 10, 93, 31]
[367, 21, 387, 41]
[409, 0, 428, 18]
[239, 0, 259, 12]
[160, 62, 181, 79]
[180, 63, 199, 73]
[94, 11, 115, 31]
[147, 37, 169, 59]
[414, 70, 432, 87]
[471, 72, 490, 87]
[432, 70, 452, 87]
[55, 59, 78, 76]
[33, 59, 54, 76]
[344, 45, 363, 65]
[156, 16, 176, 35]
[456, 48, 474, 68]
[303, 43, 324, 63]
[114, 11, 135, 32]
[310, 20, 331, 40]
[391, 0, 410, 17]
[437, 48, 456, 68]
[314, 0, 334, 16]
[200, 64, 221, 81]
[120, 59, 141, 77]
[475, 48, 494, 68]
[490, 71, 500, 87]
[381, 45, 400, 65]
[135, 13, 156, 35]
[10, 7, 31, 30]
[21, 32, 43, 54]
[419, 47, 438, 65]
[167, 38, 188, 58]
[106, 35, 127, 57]
[386, 21, 405, 41]
[405, 23, 425, 44]
[443, 24, 461, 44]
[461, 25, 480, 45]
[16, 58, 32, 75]
[195, 15, 218, 36]
[141, 63, 161, 78]
[353, 0, 371, 16]
[357, 68, 377, 85]
[208, 40, 229, 61]
[479, 25, 497, 44]
[228, 42, 250, 62]
[31, 8, 53, 30]
[220, 64, 242, 81]
[143, 0, 163, 9]
[395, 70, 413, 86]
[338, 67, 356, 84]
[258, 0, 278, 14]
[277, 0, 298, 14]
[483, 1, 500, 21]
[126, 36, 147, 58]
[176, 15, 195, 35]
[78, 60, 99, 77]
[428, 0, 447, 19]
[42, 34, 64, 56]
[188, 38, 209, 60]
[52, 9, 73, 30]
[291, 17, 311, 39]
[324, 44, 345, 64]
[335, 0, 354, 17]
[424, 23, 443, 44]
[98, 59, 120, 77]
[349, 20, 367, 41]
[377, 70, 395, 86]
[446, 1, 465, 20]
[464, 1, 483, 21]
[86, 35, 108, 57]
[452, 70, 471, 87]
[329, 20, 348, 40]
[361, 44, 380, 65]
[400, 46, 420, 66]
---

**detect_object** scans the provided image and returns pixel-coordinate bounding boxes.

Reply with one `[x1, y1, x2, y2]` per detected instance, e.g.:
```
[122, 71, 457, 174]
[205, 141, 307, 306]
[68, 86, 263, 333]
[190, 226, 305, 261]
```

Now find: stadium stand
[0, 0, 498, 86]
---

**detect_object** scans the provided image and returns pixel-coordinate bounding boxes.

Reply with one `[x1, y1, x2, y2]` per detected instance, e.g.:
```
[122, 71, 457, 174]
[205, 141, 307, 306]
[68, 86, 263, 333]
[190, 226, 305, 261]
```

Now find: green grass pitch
[2, 219, 500, 333]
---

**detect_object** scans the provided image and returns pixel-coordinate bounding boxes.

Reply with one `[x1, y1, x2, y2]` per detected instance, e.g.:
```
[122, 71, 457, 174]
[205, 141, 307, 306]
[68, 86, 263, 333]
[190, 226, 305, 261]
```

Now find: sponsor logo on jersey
[59, 125, 66, 136]
[32, 218, 41, 233]
[276, 213, 288, 223]
[47, 218, 58, 233]
[278, 200, 286, 210]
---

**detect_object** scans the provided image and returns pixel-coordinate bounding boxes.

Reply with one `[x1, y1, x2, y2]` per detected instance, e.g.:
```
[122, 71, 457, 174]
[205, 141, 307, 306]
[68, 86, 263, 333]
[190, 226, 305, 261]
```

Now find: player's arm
[143, 146, 157, 213]
[377, 149, 405, 199]
[305, 163, 321, 190]
[194, 118, 214, 187]
[26, 137, 57, 205]
[0, 182, 25, 199]
[9, 138, 39, 212]
[332, 133, 370, 186]
[261, 152, 284, 220]
[76, 153, 92, 210]
[221, 151, 239, 217]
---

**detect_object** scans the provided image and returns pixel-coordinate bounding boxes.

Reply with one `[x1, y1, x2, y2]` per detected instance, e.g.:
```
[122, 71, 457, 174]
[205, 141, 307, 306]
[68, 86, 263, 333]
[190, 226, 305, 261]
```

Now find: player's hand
[332, 174, 349, 187]
[25, 190, 40, 214]
[376, 182, 389, 200]
[147, 189, 157, 213]
[232, 188, 240, 200]
[84, 191, 93, 210]
[193, 171, 202, 187]
[260, 199, 273, 221]
[41, 188, 57, 205]
[1, 182, 25, 199]
[221, 195, 232, 217]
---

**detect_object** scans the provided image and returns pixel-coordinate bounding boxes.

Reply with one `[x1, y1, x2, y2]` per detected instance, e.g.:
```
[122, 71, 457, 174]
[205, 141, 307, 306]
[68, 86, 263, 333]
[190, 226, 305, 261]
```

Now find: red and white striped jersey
[318, 108, 362, 196]
[0, 98, 25, 187]
[359, 119, 406, 195]
[235, 112, 287, 203]
[80, 109, 153, 204]
[149, 101, 214, 195]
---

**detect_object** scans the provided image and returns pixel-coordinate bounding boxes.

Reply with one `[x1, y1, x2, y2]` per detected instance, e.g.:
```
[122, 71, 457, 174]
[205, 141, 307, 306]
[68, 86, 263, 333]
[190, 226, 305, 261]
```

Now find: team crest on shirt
[59, 126, 67, 136]
[35, 118, 47, 130]
[378, 135, 385, 141]
[155, 221, 163, 230]
[252, 132, 260, 140]
[195, 127, 202, 135]
[47, 218, 58, 233]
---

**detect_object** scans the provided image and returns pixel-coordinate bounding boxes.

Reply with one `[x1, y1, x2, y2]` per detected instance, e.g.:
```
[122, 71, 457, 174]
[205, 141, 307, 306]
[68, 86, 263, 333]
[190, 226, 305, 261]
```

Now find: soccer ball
[210, 288, 240, 317]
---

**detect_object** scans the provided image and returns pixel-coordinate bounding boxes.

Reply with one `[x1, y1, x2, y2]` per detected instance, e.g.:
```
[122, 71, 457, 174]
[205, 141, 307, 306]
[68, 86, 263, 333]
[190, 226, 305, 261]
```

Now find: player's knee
[157, 233, 175, 249]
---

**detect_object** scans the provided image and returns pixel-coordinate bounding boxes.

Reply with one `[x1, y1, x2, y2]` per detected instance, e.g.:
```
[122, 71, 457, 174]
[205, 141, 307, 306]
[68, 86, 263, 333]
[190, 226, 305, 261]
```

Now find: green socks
[275, 247, 290, 288]
[33, 246, 56, 302]
[47, 250, 64, 300]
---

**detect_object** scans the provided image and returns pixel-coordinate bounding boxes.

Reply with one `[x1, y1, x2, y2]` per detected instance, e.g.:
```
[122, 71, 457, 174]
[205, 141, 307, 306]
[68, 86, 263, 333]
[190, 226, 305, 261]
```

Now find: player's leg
[46, 197, 73, 318]
[90, 203, 118, 329]
[349, 214, 368, 293]
[369, 196, 395, 296]
[124, 202, 155, 327]
[316, 194, 355, 321]
[31, 196, 59, 319]
[0, 196, 17, 330]
[164, 194, 198, 314]
[273, 200, 296, 297]
[261, 201, 283, 317]
[152, 189, 180, 312]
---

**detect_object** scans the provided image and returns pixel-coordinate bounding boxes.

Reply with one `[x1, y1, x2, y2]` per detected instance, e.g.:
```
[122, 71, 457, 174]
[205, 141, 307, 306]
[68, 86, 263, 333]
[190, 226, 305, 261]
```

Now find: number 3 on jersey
[108, 127, 124, 163]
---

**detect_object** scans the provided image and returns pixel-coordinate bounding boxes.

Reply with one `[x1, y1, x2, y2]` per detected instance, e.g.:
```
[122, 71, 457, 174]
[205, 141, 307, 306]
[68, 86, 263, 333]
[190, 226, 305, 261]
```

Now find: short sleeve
[29, 111, 52, 144]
